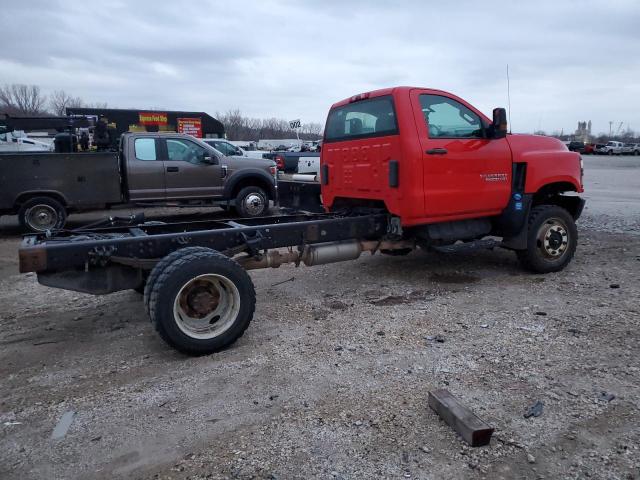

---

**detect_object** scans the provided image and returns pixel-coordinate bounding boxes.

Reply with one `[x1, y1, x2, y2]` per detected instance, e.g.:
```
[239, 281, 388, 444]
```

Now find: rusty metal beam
[428, 389, 494, 447]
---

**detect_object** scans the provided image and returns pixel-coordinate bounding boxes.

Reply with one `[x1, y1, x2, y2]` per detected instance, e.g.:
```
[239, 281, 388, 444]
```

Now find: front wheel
[516, 205, 578, 273]
[233, 186, 269, 217]
[147, 248, 256, 355]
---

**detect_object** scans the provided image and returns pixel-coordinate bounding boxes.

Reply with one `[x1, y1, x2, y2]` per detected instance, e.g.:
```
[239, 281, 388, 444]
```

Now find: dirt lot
[1, 156, 639, 479]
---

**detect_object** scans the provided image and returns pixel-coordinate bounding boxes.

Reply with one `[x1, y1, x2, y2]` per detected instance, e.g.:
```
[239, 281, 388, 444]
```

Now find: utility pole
[609, 121, 613, 137]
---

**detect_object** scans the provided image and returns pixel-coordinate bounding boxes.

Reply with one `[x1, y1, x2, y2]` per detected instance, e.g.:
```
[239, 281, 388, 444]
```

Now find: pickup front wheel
[147, 248, 256, 355]
[516, 205, 577, 273]
[234, 186, 269, 217]
[18, 196, 67, 233]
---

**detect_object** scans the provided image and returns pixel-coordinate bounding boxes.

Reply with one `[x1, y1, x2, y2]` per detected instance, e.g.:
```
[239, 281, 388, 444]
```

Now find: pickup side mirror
[490, 108, 508, 139]
[201, 153, 218, 165]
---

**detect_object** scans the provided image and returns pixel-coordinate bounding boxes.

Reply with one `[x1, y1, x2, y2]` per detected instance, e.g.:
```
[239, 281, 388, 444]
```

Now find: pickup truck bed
[0, 152, 122, 213]
[264, 152, 320, 173]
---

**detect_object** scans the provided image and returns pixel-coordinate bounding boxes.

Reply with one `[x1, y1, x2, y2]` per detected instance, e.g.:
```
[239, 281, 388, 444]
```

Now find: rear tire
[18, 196, 67, 233]
[233, 186, 269, 217]
[148, 248, 255, 355]
[516, 205, 577, 273]
[144, 246, 213, 317]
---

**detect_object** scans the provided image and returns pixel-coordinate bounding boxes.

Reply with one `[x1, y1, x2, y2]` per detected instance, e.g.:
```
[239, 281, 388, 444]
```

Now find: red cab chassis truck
[19, 87, 585, 355]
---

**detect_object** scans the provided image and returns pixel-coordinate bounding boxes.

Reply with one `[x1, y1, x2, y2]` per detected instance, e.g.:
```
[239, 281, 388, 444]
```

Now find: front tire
[18, 196, 67, 233]
[516, 205, 578, 273]
[147, 248, 255, 355]
[233, 186, 269, 217]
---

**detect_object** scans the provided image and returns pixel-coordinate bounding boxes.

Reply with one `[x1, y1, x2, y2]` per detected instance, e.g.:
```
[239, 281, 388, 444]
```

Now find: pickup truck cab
[602, 141, 624, 155]
[321, 86, 585, 272]
[0, 132, 277, 232]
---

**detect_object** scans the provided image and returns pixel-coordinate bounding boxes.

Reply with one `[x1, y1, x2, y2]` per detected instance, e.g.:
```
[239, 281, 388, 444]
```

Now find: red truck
[19, 86, 584, 355]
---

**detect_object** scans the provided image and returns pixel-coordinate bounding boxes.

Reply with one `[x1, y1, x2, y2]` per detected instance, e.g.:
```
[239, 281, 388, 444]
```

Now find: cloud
[1, 0, 638, 134]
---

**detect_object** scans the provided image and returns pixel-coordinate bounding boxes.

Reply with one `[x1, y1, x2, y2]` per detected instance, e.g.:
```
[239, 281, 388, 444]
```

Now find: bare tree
[216, 109, 323, 141]
[86, 101, 108, 109]
[49, 90, 84, 116]
[0, 84, 48, 116]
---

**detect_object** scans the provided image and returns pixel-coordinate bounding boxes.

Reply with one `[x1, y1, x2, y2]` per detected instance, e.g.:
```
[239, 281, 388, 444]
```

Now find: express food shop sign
[177, 118, 203, 138]
[138, 112, 168, 126]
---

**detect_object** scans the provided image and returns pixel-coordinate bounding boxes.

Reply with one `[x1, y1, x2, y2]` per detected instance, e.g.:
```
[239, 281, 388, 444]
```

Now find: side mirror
[491, 108, 508, 139]
[201, 154, 217, 165]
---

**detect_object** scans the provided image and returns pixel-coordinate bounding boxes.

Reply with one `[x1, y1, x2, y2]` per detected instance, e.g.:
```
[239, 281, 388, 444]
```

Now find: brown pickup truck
[0, 132, 278, 232]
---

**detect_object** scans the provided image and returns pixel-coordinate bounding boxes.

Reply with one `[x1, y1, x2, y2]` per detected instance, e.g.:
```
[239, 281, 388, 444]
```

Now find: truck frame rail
[20, 212, 391, 288]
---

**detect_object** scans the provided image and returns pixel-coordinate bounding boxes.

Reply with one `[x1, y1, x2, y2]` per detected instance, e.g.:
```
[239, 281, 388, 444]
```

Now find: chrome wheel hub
[27, 205, 58, 231]
[537, 218, 569, 259]
[244, 193, 264, 216]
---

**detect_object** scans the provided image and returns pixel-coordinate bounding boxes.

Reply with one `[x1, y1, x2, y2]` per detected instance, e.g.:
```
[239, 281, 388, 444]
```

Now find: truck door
[410, 91, 512, 219]
[161, 137, 224, 199]
[126, 137, 167, 201]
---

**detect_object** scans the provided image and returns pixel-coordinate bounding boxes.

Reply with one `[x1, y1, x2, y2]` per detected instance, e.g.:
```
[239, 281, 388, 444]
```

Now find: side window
[134, 138, 157, 161]
[419, 94, 483, 139]
[167, 139, 206, 164]
[213, 141, 234, 156]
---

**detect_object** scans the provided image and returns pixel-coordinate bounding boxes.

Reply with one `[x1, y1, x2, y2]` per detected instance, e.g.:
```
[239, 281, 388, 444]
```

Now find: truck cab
[321, 86, 585, 272]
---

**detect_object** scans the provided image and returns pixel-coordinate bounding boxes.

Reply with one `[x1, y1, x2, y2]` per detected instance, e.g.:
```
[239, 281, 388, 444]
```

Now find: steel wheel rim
[243, 193, 265, 216]
[26, 204, 58, 231]
[173, 274, 240, 339]
[536, 217, 569, 260]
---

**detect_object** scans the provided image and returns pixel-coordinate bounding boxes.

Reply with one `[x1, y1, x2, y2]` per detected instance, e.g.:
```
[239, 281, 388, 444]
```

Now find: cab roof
[330, 86, 458, 109]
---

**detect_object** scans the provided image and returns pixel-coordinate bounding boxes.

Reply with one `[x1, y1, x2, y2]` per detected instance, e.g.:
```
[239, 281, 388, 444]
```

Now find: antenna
[506, 64, 512, 133]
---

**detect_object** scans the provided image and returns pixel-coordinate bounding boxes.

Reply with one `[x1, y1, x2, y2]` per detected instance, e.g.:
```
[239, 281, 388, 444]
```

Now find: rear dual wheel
[145, 247, 255, 355]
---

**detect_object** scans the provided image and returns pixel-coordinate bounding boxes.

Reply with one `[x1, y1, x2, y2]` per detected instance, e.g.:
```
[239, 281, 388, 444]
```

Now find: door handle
[166, 166, 179, 172]
[425, 148, 448, 155]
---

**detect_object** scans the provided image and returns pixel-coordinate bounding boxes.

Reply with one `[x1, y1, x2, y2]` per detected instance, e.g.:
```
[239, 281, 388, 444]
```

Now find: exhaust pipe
[238, 239, 414, 270]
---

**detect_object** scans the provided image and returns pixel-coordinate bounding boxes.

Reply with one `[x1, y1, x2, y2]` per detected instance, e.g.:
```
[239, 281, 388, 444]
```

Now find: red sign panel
[177, 117, 203, 138]
[138, 112, 168, 126]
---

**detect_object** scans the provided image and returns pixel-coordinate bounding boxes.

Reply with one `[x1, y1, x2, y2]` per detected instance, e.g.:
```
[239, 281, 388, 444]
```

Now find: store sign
[289, 119, 301, 129]
[139, 112, 168, 126]
[177, 117, 203, 138]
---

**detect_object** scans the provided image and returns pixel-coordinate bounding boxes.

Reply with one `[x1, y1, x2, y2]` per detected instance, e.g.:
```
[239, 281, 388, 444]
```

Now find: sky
[1, 0, 639, 135]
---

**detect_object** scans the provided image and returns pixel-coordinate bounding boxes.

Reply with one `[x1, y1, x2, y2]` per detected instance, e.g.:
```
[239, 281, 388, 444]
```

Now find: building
[65, 108, 225, 139]
[574, 120, 592, 143]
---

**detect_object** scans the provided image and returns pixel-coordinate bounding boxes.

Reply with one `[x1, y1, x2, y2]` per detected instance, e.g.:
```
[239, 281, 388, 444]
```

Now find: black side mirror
[491, 108, 508, 139]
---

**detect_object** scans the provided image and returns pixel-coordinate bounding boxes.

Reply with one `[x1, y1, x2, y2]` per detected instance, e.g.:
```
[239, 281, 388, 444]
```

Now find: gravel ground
[0, 156, 639, 479]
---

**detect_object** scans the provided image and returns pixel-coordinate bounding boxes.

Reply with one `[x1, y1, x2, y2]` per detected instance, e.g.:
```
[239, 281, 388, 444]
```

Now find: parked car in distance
[201, 138, 269, 160]
[593, 143, 607, 154]
[620, 143, 635, 155]
[201, 138, 244, 156]
[631, 143, 640, 155]
[567, 141, 585, 153]
[583, 143, 596, 154]
[265, 151, 320, 173]
[601, 141, 624, 155]
[0, 129, 52, 152]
